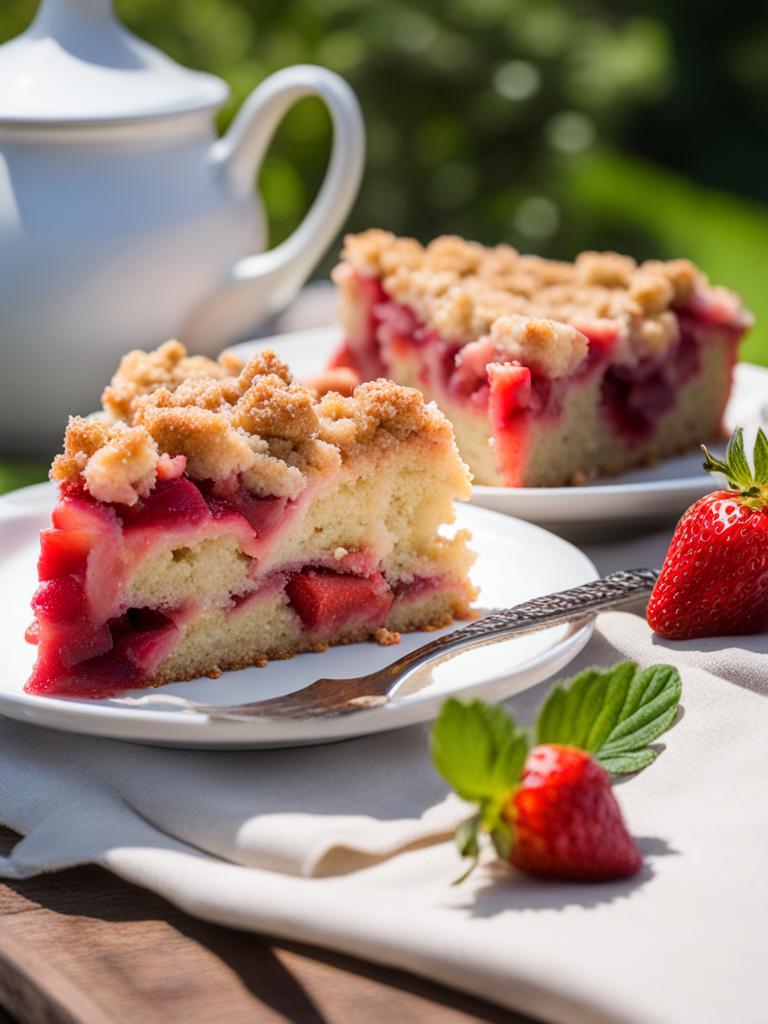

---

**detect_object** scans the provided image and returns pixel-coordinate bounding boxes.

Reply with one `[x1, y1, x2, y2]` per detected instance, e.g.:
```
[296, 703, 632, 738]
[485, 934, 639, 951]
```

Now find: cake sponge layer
[147, 585, 474, 686]
[394, 335, 734, 487]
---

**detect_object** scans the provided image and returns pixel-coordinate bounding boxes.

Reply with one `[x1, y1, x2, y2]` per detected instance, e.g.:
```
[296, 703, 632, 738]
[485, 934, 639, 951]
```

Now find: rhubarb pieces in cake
[331, 231, 752, 486]
[26, 341, 476, 697]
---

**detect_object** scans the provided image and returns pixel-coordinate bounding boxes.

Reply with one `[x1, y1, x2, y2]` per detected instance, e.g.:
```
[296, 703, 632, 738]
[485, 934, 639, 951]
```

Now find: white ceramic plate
[0, 485, 596, 749]
[230, 328, 768, 540]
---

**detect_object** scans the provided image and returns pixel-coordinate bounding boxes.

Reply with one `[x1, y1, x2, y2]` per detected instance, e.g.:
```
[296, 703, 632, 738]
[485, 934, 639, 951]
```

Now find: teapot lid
[0, 0, 228, 125]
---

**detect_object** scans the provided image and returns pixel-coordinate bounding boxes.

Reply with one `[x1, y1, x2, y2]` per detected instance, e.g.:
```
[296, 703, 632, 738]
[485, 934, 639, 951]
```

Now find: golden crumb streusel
[486, 316, 589, 379]
[54, 343, 455, 504]
[102, 340, 244, 422]
[305, 366, 359, 398]
[51, 418, 161, 506]
[334, 230, 741, 372]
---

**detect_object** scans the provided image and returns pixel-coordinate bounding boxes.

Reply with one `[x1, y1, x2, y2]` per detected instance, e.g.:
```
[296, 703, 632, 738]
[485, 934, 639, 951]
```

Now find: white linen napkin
[1, 529, 767, 1024]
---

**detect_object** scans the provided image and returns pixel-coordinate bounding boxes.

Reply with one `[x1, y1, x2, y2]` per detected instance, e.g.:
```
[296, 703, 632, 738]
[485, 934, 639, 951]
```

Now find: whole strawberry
[648, 427, 768, 640]
[431, 662, 682, 883]
[506, 744, 642, 881]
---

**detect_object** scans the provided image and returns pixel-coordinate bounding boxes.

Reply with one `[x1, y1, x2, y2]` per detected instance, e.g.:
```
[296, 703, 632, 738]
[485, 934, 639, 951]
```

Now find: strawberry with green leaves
[648, 427, 768, 640]
[431, 662, 682, 882]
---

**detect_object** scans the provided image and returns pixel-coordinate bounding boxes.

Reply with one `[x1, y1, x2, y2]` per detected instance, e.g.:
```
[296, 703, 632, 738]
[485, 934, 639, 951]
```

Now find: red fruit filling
[27, 565, 183, 698]
[286, 568, 394, 633]
[393, 575, 443, 602]
[38, 528, 92, 579]
[597, 318, 700, 441]
[26, 466, 441, 696]
[330, 275, 389, 379]
[25, 473, 304, 698]
[200, 482, 288, 537]
[116, 475, 210, 530]
[332, 272, 748, 479]
[487, 364, 535, 488]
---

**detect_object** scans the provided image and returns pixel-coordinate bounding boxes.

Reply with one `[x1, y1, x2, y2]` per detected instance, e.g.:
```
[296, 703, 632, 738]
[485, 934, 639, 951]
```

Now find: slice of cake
[26, 342, 476, 698]
[330, 231, 752, 487]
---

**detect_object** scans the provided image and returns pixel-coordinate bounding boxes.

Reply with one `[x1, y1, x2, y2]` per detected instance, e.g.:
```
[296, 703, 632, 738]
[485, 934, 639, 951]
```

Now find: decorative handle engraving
[381, 568, 660, 682]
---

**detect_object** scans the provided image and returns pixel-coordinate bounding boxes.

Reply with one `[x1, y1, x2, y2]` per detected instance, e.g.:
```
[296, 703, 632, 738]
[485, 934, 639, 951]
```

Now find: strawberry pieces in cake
[331, 231, 752, 488]
[26, 342, 477, 698]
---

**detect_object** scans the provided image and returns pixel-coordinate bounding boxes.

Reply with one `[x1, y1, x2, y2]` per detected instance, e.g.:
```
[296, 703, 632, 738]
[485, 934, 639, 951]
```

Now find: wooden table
[0, 827, 534, 1023]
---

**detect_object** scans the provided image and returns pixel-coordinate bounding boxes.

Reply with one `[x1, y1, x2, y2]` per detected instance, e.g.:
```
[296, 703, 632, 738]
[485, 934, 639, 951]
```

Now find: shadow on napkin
[463, 864, 651, 917]
[454, 834, 677, 918]
[0, 716, 470, 880]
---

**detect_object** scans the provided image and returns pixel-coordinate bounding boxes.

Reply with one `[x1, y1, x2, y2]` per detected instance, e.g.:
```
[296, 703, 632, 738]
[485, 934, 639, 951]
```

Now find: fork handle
[382, 568, 660, 687]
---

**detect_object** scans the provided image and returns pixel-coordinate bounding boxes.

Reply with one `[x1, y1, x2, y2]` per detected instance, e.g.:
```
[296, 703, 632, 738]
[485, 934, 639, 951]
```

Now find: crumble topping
[640, 259, 697, 306]
[574, 250, 637, 289]
[316, 379, 450, 449]
[627, 269, 675, 316]
[336, 230, 743, 373]
[305, 366, 359, 398]
[54, 344, 454, 504]
[51, 418, 160, 506]
[103, 340, 244, 422]
[374, 627, 401, 646]
[230, 375, 319, 442]
[487, 316, 589, 379]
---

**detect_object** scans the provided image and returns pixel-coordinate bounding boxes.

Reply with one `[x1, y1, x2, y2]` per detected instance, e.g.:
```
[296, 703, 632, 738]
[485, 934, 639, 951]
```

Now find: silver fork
[113, 568, 659, 722]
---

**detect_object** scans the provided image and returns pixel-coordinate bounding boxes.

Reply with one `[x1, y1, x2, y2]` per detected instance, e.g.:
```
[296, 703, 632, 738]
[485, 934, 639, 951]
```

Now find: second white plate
[230, 327, 768, 539]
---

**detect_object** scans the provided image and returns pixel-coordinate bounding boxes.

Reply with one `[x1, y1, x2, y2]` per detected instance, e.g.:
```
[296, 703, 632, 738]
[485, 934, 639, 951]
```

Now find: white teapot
[0, 0, 364, 454]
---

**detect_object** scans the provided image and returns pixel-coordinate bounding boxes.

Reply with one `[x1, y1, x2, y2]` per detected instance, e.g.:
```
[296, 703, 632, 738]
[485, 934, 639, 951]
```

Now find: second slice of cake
[331, 231, 752, 487]
[26, 342, 476, 698]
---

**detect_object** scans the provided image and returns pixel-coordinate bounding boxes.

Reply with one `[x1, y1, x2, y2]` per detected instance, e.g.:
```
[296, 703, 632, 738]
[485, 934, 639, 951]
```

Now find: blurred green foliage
[2, 0, 767, 363]
[0, 462, 47, 494]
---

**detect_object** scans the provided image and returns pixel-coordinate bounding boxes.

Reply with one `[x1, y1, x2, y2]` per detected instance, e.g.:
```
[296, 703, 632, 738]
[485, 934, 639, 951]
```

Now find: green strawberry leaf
[456, 814, 481, 860]
[725, 427, 752, 489]
[598, 749, 656, 774]
[431, 699, 529, 808]
[490, 820, 513, 861]
[702, 427, 768, 504]
[534, 662, 633, 751]
[451, 814, 484, 884]
[535, 662, 682, 774]
[753, 427, 768, 483]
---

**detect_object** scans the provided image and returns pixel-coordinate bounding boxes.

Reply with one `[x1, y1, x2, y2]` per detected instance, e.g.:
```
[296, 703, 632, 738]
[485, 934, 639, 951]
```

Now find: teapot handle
[212, 65, 364, 321]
